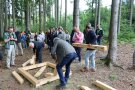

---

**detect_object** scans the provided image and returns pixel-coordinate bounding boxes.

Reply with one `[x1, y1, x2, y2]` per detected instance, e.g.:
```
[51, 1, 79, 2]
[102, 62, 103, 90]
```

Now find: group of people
[2, 23, 104, 89]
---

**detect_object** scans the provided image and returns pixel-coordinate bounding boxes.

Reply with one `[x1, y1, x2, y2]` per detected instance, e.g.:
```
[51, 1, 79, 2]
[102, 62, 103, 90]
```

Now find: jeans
[36, 47, 43, 63]
[85, 50, 96, 69]
[74, 47, 81, 62]
[56, 52, 77, 86]
[97, 37, 102, 45]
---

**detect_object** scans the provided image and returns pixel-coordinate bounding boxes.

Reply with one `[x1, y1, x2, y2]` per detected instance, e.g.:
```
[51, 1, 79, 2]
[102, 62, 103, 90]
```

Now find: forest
[0, 0, 135, 90]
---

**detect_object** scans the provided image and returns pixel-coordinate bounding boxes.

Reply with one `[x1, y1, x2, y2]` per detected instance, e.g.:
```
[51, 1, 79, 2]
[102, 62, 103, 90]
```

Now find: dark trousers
[56, 53, 77, 86]
[74, 47, 82, 62]
[97, 37, 102, 45]
[36, 48, 43, 63]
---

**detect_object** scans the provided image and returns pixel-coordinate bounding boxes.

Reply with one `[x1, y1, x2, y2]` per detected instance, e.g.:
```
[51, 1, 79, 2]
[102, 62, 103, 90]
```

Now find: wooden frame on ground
[18, 62, 67, 88]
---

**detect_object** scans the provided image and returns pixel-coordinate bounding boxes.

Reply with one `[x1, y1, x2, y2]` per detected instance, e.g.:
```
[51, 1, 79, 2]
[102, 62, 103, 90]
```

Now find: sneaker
[56, 84, 66, 89]
[90, 68, 96, 72]
[80, 67, 89, 72]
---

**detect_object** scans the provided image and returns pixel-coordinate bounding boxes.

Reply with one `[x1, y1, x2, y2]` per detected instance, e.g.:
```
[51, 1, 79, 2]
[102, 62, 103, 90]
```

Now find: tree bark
[43, 0, 46, 32]
[97, 0, 101, 26]
[117, 0, 122, 34]
[73, 0, 80, 27]
[0, 0, 4, 38]
[65, 0, 67, 30]
[4, 0, 8, 31]
[106, 0, 119, 66]
[129, 0, 134, 26]
[94, 0, 98, 30]
[39, 0, 42, 32]
[24, 0, 30, 32]
[12, 0, 16, 27]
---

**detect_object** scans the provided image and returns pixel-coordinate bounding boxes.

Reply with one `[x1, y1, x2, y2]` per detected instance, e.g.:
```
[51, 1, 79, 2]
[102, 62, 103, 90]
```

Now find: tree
[43, 0, 46, 31]
[129, 0, 134, 26]
[65, 0, 67, 30]
[94, 0, 98, 29]
[97, 0, 101, 26]
[0, 0, 4, 38]
[117, 0, 122, 34]
[12, 0, 16, 27]
[4, 0, 8, 31]
[24, 0, 30, 32]
[106, 0, 119, 66]
[73, 0, 80, 27]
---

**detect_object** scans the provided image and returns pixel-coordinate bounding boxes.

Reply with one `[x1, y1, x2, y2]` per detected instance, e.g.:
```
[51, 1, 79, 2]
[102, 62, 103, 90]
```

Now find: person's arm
[51, 41, 58, 60]
[4, 33, 10, 43]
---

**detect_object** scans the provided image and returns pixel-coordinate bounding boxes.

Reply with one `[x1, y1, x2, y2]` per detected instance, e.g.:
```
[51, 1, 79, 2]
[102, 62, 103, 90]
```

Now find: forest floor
[0, 43, 135, 90]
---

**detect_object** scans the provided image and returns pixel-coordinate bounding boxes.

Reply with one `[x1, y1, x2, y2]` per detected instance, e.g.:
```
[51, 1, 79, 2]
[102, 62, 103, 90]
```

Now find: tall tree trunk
[43, 0, 46, 32]
[8, 0, 11, 26]
[106, 0, 119, 66]
[0, 0, 4, 38]
[21, 0, 24, 31]
[117, 0, 122, 34]
[94, 0, 98, 30]
[92, 0, 94, 18]
[4, 0, 8, 31]
[24, 0, 30, 32]
[97, 0, 101, 26]
[73, 0, 80, 27]
[129, 0, 134, 26]
[59, 0, 62, 26]
[39, 0, 42, 32]
[65, 0, 67, 30]
[55, 0, 58, 27]
[57, 0, 59, 27]
[12, 0, 16, 27]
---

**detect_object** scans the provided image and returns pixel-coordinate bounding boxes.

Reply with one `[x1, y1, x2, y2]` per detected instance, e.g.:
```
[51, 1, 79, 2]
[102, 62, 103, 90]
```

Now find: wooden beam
[19, 62, 47, 70]
[12, 71, 24, 84]
[18, 68, 39, 85]
[47, 62, 56, 68]
[22, 59, 31, 67]
[45, 73, 54, 78]
[79, 86, 92, 90]
[93, 80, 117, 90]
[30, 55, 36, 65]
[72, 43, 107, 51]
[34, 66, 46, 78]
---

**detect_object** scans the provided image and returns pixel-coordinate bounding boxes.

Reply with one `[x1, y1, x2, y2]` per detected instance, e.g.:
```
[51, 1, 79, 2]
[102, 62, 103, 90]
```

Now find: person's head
[58, 26, 63, 32]
[8, 27, 14, 33]
[29, 42, 34, 48]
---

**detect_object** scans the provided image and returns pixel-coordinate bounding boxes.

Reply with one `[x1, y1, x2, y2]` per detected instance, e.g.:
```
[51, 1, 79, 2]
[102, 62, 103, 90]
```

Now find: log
[93, 80, 117, 90]
[22, 59, 31, 67]
[12, 71, 24, 84]
[72, 43, 107, 51]
[79, 86, 92, 90]
[20, 62, 47, 70]
[45, 73, 54, 78]
[34, 66, 46, 78]
[18, 68, 39, 85]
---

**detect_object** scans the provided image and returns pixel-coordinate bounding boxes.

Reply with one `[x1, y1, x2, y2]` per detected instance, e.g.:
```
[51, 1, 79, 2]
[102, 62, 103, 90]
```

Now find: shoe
[56, 84, 66, 90]
[11, 64, 16, 67]
[6, 67, 10, 69]
[90, 68, 96, 72]
[80, 67, 89, 72]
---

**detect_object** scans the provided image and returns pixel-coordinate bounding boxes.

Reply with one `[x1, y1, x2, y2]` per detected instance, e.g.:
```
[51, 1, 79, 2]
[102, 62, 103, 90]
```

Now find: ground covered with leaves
[0, 43, 135, 90]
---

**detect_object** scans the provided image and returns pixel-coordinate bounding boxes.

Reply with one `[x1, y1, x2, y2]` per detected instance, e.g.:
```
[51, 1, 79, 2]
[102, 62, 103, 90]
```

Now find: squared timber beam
[72, 43, 107, 51]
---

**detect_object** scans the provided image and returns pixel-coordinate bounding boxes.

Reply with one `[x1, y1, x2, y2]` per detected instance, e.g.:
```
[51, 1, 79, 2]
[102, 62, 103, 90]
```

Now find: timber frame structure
[18, 62, 63, 88]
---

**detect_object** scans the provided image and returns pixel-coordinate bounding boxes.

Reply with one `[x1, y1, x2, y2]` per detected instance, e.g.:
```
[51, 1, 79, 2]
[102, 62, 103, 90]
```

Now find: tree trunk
[129, 0, 134, 26]
[92, 0, 94, 18]
[59, 0, 62, 26]
[24, 0, 30, 32]
[39, 0, 42, 32]
[106, 0, 119, 66]
[8, 0, 11, 26]
[57, 0, 59, 27]
[117, 0, 122, 34]
[4, 0, 8, 31]
[43, 0, 46, 32]
[73, 0, 80, 27]
[21, 0, 24, 31]
[0, 0, 4, 38]
[65, 0, 67, 30]
[12, 0, 16, 27]
[97, 0, 101, 26]
[94, 0, 98, 30]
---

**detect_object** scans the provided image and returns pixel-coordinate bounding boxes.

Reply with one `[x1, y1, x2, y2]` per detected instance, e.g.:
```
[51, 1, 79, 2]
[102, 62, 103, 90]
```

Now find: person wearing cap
[29, 41, 44, 63]
[51, 37, 77, 89]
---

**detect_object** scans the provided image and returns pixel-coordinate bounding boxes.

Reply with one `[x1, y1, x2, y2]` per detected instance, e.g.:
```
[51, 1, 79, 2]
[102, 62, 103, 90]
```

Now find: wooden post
[79, 85, 92, 90]
[12, 71, 24, 84]
[93, 80, 117, 90]
[34, 66, 46, 78]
